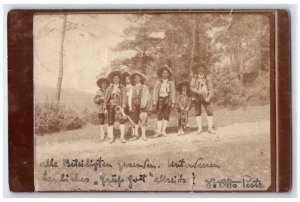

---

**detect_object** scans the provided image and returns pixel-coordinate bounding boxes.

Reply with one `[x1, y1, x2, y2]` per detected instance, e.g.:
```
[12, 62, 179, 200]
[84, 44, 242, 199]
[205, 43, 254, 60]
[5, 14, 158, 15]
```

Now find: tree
[55, 14, 67, 106]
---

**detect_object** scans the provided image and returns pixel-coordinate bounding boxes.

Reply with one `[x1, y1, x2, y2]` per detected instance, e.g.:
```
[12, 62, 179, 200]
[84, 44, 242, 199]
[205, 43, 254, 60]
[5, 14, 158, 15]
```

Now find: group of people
[93, 63, 216, 144]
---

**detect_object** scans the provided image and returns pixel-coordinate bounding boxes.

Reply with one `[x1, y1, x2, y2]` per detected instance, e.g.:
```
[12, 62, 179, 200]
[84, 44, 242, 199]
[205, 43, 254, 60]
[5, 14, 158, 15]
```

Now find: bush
[35, 102, 85, 135]
[211, 65, 245, 107]
[82, 108, 100, 125]
[245, 70, 270, 101]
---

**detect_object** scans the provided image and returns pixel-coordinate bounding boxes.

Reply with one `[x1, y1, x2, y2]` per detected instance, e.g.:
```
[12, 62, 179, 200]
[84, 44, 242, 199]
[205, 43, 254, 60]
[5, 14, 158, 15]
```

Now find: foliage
[35, 102, 85, 135]
[82, 108, 100, 125]
[111, 13, 271, 106]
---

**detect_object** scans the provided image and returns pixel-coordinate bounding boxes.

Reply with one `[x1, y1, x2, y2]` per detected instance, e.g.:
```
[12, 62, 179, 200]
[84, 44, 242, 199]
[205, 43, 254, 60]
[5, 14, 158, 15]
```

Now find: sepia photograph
[33, 11, 271, 192]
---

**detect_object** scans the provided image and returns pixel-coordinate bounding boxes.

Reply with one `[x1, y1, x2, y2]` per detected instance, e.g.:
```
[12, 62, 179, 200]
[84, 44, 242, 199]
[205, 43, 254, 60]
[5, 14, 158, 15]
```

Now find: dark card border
[7, 9, 291, 192]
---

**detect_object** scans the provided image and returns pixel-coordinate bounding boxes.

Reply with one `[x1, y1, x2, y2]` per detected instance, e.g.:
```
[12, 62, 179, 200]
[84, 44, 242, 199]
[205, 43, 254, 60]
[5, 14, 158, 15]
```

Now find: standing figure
[104, 71, 127, 143]
[94, 77, 109, 140]
[190, 63, 216, 134]
[152, 65, 176, 137]
[175, 80, 192, 136]
[130, 72, 151, 141]
[121, 71, 137, 139]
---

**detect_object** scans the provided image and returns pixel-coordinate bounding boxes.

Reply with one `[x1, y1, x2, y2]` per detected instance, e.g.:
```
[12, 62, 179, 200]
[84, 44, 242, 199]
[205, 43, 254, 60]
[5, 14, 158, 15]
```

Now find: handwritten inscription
[205, 175, 265, 189]
[168, 158, 221, 169]
[38, 157, 265, 190]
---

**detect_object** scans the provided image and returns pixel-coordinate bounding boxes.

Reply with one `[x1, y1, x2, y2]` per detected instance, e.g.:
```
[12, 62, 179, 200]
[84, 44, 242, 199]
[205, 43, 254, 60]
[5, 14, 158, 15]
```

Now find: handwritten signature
[205, 175, 265, 189]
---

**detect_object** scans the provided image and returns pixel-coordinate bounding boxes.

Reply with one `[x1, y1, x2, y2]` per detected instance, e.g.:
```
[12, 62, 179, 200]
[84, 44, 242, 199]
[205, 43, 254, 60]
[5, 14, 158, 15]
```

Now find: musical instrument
[115, 106, 136, 137]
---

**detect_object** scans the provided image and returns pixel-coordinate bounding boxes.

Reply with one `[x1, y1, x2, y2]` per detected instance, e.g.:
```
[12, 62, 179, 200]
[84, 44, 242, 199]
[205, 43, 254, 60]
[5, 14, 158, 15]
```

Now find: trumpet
[115, 106, 135, 126]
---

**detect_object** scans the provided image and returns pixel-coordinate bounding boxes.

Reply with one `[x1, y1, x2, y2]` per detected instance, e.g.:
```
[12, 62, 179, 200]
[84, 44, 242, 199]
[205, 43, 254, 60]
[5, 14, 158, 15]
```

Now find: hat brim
[191, 63, 206, 74]
[176, 81, 190, 92]
[96, 78, 109, 88]
[130, 72, 146, 84]
[108, 71, 122, 83]
[157, 66, 172, 77]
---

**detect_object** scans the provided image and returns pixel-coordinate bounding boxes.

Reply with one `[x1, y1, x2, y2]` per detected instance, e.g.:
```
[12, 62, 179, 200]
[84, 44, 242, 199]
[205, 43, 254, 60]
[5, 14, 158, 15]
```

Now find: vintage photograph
[33, 12, 271, 191]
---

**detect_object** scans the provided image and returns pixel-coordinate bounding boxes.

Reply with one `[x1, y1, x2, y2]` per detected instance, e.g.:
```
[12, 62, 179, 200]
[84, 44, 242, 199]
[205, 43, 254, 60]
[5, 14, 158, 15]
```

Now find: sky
[34, 14, 130, 94]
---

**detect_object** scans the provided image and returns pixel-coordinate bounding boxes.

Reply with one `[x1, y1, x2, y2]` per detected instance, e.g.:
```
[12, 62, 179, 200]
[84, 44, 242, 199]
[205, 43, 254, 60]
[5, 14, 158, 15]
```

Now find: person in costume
[121, 71, 139, 140]
[190, 63, 216, 134]
[152, 65, 176, 137]
[94, 77, 109, 140]
[129, 72, 151, 141]
[104, 70, 127, 143]
[176, 80, 192, 136]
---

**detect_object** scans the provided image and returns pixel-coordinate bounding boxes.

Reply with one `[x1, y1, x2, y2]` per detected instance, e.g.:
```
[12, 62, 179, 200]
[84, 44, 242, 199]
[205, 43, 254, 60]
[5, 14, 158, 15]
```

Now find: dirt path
[35, 119, 271, 191]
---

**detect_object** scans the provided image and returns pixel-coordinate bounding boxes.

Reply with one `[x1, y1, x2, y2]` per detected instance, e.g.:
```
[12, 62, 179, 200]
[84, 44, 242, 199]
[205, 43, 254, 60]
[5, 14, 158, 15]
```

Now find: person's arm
[190, 77, 199, 94]
[152, 80, 159, 105]
[128, 87, 132, 110]
[103, 86, 110, 111]
[140, 85, 150, 110]
[185, 96, 192, 111]
[170, 81, 176, 106]
[121, 86, 126, 109]
[206, 75, 214, 100]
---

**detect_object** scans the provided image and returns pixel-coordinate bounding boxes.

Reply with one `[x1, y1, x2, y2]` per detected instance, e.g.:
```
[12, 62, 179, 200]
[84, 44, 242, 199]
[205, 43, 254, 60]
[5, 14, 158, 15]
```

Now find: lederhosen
[94, 89, 106, 125]
[157, 80, 172, 121]
[177, 93, 191, 128]
[131, 85, 143, 124]
[194, 77, 213, 116]
[107, 85, 126, 126]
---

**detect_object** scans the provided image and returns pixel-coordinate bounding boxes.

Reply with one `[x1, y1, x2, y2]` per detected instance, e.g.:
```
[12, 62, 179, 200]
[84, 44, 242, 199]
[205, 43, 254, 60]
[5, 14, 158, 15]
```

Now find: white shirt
[159, 79, 170, 97]
[112, 84, 121, 95]
[125, 84, 133, 108]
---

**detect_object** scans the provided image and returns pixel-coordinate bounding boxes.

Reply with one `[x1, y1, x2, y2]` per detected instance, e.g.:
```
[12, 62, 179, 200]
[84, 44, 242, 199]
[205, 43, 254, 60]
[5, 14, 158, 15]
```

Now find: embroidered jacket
[190, 75, 214, 99]
[94, 88, 106, 113]
[152, 79, 176, 104]
[176, 92, 192, 110]
[131, 84, 151, 111]
[104, 84, 126, 109]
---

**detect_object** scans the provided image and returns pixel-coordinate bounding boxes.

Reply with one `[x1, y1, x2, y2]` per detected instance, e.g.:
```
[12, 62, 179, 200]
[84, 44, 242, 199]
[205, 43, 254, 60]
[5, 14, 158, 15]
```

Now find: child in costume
[152, 65, 176, 137]
[176, 80, 192, 135]
[94, 77, 109, 140]
[104, 71, 127, 143]
[129, 72, 151, 141]
[190, 63, 216, 134]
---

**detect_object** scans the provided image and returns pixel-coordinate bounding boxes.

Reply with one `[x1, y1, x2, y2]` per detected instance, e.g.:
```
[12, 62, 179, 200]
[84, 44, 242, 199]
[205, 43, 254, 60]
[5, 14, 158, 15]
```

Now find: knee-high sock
[120, 124, 125, 140]
[141, 125, 146, 138]
[108, 125, 114, 139]
[196, 116, 202, 131]
[134, 124, 139, 137]
[207, 116, 213, 130]
[157, 120, 163, 134]
[99, 125, 105, 139]
[162, 120, 168, 135]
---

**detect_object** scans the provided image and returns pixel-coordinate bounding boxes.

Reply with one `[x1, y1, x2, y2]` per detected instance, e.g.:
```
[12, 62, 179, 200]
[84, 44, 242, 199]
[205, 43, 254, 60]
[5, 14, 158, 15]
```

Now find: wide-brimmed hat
[176, 80, 190, 92]
[121, 71, 131, 85]
[157, 65, 172, 78]
[191, 63, 206, 75]
[107, 70, 122, 83]
[130, 72, 146, 84]
[96, 77, 109, 88]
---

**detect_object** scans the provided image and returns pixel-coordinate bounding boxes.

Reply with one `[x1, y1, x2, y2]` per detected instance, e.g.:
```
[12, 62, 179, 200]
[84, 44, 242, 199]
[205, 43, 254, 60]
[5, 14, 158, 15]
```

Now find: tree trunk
[190, 14, 196, 68]
[55, 14, 67, 106]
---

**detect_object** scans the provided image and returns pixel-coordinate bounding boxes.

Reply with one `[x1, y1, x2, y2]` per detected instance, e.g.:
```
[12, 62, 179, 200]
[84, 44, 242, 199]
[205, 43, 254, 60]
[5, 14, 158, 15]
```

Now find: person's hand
[171, 103, 175, 108]
[129, 107, 133, 112]
[104, 109, 108, 114]
[185, 108, 189, 112]
[205, 97, 210, 103]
